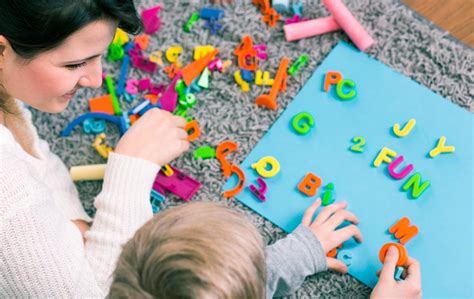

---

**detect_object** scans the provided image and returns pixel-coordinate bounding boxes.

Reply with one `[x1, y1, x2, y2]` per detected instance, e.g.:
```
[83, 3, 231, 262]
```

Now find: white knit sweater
[0, 100, 159, 297]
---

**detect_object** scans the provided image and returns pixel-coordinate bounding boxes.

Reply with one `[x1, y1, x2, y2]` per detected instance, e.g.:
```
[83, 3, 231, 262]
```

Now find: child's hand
[371, 246, 422, 299]
[114, 108, 189, 166]
[302, 198, 363, 274]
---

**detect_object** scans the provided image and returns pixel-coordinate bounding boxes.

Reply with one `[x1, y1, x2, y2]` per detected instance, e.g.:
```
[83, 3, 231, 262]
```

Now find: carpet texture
[31, 0, 473, 297]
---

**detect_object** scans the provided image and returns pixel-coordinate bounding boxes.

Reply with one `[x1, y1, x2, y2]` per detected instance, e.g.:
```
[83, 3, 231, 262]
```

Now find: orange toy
[297, 172, 322, 197]
[216, 141, 238, 178]
[379, 242, 408, 266]
[255, 57, 290, 110]
[323, 71, 343, 92]
[89, 95, 114, 115]
[185, 120, 201, 141]
[234, 35, 258, 71]
[223, 164, 246, 198]
[134, 34, 150, 50]
[181, 48, 219, 86]
[389, 217, 419, 245]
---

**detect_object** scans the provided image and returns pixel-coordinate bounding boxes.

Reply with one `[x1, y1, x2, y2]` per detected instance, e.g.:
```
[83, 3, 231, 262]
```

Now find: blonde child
[110, 200, 422, 298]
[0, 0, 188, 296]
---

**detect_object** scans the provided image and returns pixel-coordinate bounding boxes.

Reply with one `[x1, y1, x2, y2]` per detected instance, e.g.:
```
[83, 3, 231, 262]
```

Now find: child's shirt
[0, 99, 159, 297]
[266, 225, 328, 298]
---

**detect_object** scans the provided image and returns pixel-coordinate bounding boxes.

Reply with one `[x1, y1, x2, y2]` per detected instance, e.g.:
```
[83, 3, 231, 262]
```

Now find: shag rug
[31, 0, 473, 297]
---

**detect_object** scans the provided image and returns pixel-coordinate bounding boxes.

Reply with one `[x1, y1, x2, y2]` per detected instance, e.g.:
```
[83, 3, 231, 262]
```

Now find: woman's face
[0, 19, 117, 113]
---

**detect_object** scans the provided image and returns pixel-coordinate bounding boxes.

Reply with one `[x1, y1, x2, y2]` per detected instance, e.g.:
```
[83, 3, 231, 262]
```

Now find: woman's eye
[65, 61, 87, 69]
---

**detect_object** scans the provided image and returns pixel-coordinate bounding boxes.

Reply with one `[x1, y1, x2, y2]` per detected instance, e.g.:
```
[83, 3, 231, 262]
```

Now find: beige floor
[404, 0, 474, 48]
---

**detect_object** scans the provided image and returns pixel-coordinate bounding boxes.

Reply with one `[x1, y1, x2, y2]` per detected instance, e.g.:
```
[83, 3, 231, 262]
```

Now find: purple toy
[248, 178, 268, 202]
[152, 166, 201, 201]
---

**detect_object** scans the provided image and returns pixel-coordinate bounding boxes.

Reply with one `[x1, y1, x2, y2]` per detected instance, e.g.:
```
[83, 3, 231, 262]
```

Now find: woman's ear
[0, 36, 12, 67]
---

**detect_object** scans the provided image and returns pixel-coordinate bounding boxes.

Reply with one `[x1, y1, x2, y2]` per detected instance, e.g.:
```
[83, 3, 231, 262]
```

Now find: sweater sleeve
[265, 224, 327, 298]
[0, 150, 159, 296]
[36, 138, 93, 223]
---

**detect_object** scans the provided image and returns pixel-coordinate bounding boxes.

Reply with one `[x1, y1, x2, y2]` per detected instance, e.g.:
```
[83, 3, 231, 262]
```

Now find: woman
[0, 0, 188, 296]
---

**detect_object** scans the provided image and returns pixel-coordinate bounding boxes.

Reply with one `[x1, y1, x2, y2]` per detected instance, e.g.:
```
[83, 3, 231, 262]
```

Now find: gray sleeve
[265, 224, 327, 298]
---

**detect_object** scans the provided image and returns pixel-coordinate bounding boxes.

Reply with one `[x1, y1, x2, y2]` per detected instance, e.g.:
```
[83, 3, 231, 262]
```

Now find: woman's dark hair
[0, 0, 143, 59]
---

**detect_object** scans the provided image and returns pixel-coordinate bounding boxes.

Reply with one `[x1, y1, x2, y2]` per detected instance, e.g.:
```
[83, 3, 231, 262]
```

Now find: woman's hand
[302, 199, 363, 274]
[114, 108, 189, 166]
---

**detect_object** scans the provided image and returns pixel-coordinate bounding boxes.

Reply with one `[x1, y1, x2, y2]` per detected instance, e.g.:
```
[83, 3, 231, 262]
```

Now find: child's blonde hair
[109, 201, 266, 299]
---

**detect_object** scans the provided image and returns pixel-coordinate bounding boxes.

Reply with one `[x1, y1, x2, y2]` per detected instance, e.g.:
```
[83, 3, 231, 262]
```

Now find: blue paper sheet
[224, 42, 473, 298]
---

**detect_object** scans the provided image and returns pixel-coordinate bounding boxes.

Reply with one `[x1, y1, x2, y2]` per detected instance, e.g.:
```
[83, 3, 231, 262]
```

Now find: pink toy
[248, 178, 268, 201]
[125, 79, 139, 94]
[323, 0, 374, 51]
[141, 5, 161, 34]
[159, 73, 182, 112]
[138, 78, 151, 91]
[131, 55, 158, 73]
[152, 166, 201, 201]
[253, 44, 268, 60]
[284, 16, 340, 42]
[149, 84, 165, 95]
[388, 156, 414, 180]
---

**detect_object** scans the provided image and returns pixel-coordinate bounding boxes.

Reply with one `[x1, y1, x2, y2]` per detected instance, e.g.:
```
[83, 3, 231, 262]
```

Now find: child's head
[109, 202, 266, 299]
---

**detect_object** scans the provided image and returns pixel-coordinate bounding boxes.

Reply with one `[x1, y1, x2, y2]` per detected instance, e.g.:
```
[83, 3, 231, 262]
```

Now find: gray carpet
[31, 0, 473, 298]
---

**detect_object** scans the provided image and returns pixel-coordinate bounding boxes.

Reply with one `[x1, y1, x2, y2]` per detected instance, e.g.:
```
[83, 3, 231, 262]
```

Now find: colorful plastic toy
[349, 136, 366, 153]
[116, 54, 131, 96]
[379, 242, 408, 266]
[337, 250, 353, 267]
[199, 7, 225, 20]
[255, 70, 274, 86]
[82, 118, 106, 135]
[288, 55, 309, 76]
[152, 166, 201, 201]
[61, 112, 128, 137]
[291, 111, 314, 135]
[388, 156, 414, 180]
[298, 172, 321, 197]
[105, 75, 122, 115]
[141, 5, 161, 34]
[198, 67, 210, 88]
[323, 71, 343, 92]
[161, 164, 174, 177]
[134, 34, 150, 50]
[389, 217, 419, 244]
[402, 173, 431, 199]
[429, 136, 455, 158]
[248, 177, 268, 201]
[256, 57, 289, 110]
[166, 46, 183, 63]
[194, 146, 216, 160]
[181, 49, 219, 86]
[223, 164, 246, 198]
[373, 147, 397, 167]
[251, 156, 280, 178]
[322, 183, 335, 206]
[89, 95, 114, 115]
[234, 70, 250, 92]
[159, 73, 182, 112]
[183, 12, 200, 33]
[216, 140, 238, 178]
[393, 118, 416, 137]
[185, 120, 201, 141]
[336, 79, 357, 100]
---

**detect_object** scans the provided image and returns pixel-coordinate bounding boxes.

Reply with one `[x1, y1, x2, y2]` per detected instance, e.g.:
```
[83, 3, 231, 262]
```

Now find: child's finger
[404, 257, 421, 285]
[172, 115, 187, 128]
[333, 224, 363, 245]
[324, 209, 359, 230]
[379, 246, 399, 282]
[302, 198, 322, 226]
[327, 257, 348, 274]
[312, 201, 348, 226]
